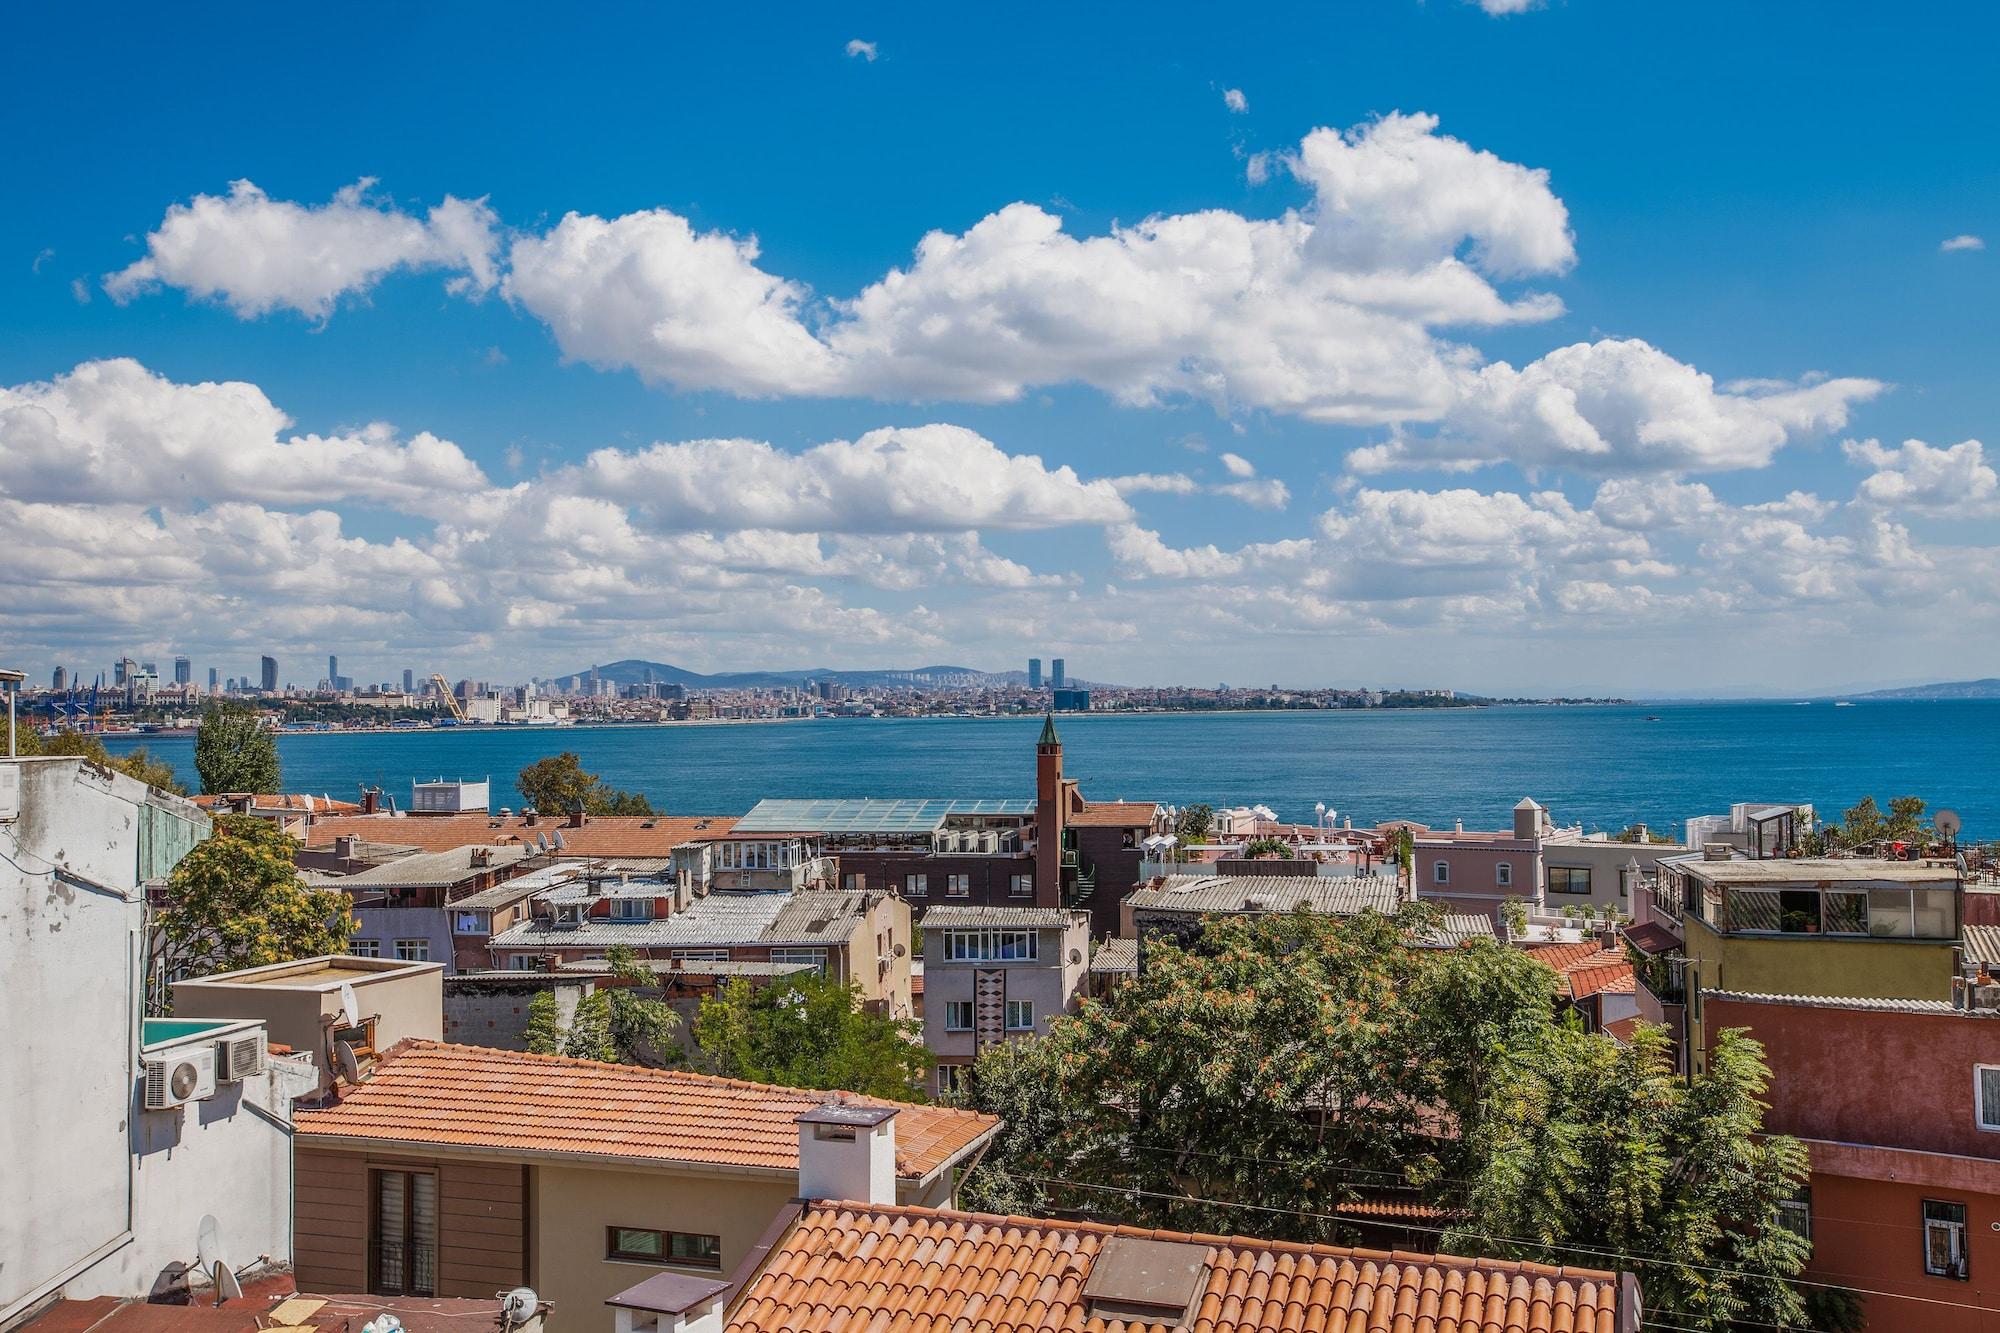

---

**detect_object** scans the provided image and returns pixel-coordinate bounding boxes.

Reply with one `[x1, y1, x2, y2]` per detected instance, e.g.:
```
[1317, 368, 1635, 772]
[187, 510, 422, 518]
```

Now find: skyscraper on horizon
[328, 654, 338, 686]
[51, 666, 66, 691]
[207, 666, 219, 694]
[402, 668, 415, 694]
[260, 655, 278, 693]
[173, 655, 191, 686]
[1052, 658, 1066, 688]
[1028, 658, 1042, 690]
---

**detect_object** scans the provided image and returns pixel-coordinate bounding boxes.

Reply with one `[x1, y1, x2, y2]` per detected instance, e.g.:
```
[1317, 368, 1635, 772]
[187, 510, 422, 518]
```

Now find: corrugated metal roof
[1126, 875, 1402, 917]
[919, 905, 1086, 931]
[305, 844, 534, 889]
[1089, 938, 1139, 973]
[1703, 990, 1971, 1016]
[733, 798, 1033, 834]
[1963, 924, 2000, 963]
[1417, 914, 1499, 947]
[490, 889, 875, 950]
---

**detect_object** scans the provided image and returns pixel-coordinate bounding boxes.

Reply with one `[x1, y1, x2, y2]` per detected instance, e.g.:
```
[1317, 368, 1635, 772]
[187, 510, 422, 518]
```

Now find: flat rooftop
[1677, 857, 1958, 885]
[176, 955, 439, 991]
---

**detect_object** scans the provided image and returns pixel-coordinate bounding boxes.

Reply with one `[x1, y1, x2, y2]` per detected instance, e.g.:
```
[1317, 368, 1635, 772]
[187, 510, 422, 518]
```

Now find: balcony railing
[369, 1240, 437, 1298]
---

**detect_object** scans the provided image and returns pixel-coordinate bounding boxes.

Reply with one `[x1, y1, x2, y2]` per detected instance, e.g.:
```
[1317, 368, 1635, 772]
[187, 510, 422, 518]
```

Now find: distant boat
[1794, 700, 1812, 706]
[1645, 715, 1661, 722]
[1834, 701, 1855, 708]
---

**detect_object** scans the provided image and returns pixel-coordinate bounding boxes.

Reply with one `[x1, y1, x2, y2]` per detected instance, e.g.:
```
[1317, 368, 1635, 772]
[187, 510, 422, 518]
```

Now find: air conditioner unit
[144, 1044, 217, 1109]
[215, 1032, 267, 1082]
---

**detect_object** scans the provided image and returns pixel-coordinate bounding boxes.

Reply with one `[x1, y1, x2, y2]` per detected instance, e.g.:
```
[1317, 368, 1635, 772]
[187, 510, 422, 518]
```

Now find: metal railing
[369, 1240, 437, 1298]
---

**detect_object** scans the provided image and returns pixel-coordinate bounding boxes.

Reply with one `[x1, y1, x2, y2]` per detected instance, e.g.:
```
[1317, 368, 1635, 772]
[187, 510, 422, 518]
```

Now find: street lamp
[0, 668, 24, 759]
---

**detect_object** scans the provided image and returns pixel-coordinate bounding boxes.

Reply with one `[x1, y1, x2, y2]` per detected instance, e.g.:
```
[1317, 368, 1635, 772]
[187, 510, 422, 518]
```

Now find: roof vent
[1082, 1235, 1209, 1325]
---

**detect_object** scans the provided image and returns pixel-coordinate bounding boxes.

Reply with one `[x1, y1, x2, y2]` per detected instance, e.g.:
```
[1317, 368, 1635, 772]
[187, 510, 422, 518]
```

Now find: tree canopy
[1240, 836, 1294, 859]
[1173, 803, 1214, 843]
[517, 751, 655, 816]
[153, 814, 353, 1009]
[692, 971, 930, 1099]
[954, 909, 1810, 1332]
[194, 703, 281, 794]
[524, 946, 683, 1066]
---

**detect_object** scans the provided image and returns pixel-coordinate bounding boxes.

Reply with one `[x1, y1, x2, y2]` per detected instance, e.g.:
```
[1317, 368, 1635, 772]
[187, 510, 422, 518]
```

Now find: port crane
[429, 673, 469, 723]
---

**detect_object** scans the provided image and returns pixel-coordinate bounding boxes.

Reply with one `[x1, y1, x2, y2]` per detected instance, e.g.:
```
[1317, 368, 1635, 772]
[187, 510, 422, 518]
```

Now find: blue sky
[3, 2, 1996, 695]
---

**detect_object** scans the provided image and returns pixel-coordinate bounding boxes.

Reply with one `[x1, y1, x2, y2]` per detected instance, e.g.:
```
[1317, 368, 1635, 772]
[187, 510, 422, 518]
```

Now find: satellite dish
[195, 1215, 223, 1272]
[551, 829, 568, 852]
[214, 1262, 242, 1304]
[338, 982, 360, 1029]
[1937, 810, 1964, 838]
[1069, 947, 1084, 964]
[500, 1287, 541, 1329]
[335, 1041, 365, 1086]
[892, 942, 908, 958]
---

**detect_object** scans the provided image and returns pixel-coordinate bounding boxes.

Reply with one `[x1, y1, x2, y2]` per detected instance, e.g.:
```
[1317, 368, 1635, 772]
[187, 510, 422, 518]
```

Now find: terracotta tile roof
[296, 1041, 996, 1181]
[1565, 962, 1636, 999]
[726, 1202, 1623, 1333]
[1072, 801, 1162, 827]
[1602, 1016, 1643, 1046]
[1521, 941, 1612, 971]
[301, 812, 736, 856]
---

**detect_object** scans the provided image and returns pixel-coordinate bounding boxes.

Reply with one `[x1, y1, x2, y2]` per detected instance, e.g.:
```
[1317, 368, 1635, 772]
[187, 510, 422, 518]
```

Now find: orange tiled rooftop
[725, 1201, 1626, 1333]
[296, 1041, 996, 1181]
[300, 811, 737, 856]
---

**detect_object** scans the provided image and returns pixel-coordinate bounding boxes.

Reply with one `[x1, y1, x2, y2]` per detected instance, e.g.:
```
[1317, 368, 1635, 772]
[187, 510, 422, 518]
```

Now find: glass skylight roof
[733, 798, 1034, 834]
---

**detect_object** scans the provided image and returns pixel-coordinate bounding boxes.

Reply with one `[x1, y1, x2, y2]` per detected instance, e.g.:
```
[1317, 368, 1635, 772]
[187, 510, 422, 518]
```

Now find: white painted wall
[0, 758, 297, 1318]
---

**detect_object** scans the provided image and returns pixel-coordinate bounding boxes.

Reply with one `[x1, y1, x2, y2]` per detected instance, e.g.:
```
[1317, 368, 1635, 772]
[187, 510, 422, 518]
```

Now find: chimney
[1513, 797, 1544, 842]
[797, 1103, 899, 1204]
[568, 801, 589, 829]
[334, 835, 356, 861]
[360, 786, 380, 815]
[470, 847, 490, 868]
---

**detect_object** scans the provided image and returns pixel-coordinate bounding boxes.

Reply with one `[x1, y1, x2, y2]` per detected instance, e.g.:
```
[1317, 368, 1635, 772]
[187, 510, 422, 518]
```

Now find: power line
[984, 1168, 2000, 1319]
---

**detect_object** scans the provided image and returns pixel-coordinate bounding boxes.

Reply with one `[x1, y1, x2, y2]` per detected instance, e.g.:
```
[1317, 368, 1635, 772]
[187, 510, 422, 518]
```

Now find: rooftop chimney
[334, 835, 356, 861]
[568, 800, 589, 829]
[797, 1103, 899, 1204]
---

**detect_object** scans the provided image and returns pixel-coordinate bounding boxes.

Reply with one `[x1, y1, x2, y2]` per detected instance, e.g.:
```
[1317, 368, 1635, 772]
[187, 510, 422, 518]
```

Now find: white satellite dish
[195, 1215, 223, 1273]
[339, 982, 360, 1028]
[551, 829, 567, 852]
[500, 1287, 541, 1329]
[1937, 810, 1964, 838]
[335, 1041, 365, 1086]
[214, 1262, 243, 1303]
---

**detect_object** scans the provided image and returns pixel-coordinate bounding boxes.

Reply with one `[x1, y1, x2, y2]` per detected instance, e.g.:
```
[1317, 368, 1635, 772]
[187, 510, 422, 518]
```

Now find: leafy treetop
[517, 752, 655, 816]
[194, 703, 281, 795]
[692, 971, 930, 1100]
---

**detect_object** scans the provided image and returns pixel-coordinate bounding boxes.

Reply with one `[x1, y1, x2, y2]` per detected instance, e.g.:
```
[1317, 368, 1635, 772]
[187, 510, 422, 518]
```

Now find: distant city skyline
[2, 5, 1996, 695]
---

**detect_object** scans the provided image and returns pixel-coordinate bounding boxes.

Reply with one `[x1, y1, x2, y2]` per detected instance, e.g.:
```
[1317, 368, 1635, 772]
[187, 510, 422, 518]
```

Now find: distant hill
[1851, 678, 2000, 701]
[557, 659, 1063, 691]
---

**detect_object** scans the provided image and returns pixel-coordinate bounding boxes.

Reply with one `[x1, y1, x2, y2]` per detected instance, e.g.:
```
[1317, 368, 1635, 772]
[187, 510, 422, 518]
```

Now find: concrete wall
[351, 906, 453, 970]
[530, 1163, 795, 1333]
[1540, 839, 1672, 912]
[921, 917, 1087, 1084]
[1799, 1169, 1999, 1333]
[443, 976, 592, 1050]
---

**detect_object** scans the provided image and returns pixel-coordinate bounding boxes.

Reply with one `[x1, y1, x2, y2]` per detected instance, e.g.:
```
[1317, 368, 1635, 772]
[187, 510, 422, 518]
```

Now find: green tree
[1451, 1024, 1810, 1333]
[520, 947, 683, 1066]
[1241, 837, 1294, 859]
[1885, 795, 1928, 843]
[958, 908, 1561, 1240]
[693, 971, 930, 1098]
[1174, 803, 1214, 843]
[517, 751, 655, 816]
[1839, 795, 1886, 847]
[951, 1036, 1077, 1216]
[153, 814, 354, 1010]
[194, 703, 281, 794]
[13, 726, 184, 793]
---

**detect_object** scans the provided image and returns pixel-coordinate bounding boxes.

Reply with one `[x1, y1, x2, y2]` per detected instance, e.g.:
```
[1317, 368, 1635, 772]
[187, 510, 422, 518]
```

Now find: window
[905, 873, 928, 896]
[1774, 1192, 1811, 1244]
[394, 939, 430, 962]
[349, 939, 382, 958]
[944, 1001, 974, 1031]
[1010, 874, 1034, 897]
[451, 910, 489, 935]
[843, 872, 866, 891]
[672, 948, 730, 962]
[937, 1064, 970, 1096]
[771, 947, 827, 975]
[371, 1169, 437, 1296]
[1548, 867, 1594, 896]
[1978, 1066, 2000, 1133]
[610, 897, 653, 920]
[1433, 862, 1450, 885]
[507, 953, 539, 970]
[946, 874, 970, 897]
[943, 930, 1038, 962]
[1496, 862, 1512, 887]
[1923, 1200, 1968, 1279]
[606, 1226, 723, 1270]
[1005, 1000, 1034, 1031]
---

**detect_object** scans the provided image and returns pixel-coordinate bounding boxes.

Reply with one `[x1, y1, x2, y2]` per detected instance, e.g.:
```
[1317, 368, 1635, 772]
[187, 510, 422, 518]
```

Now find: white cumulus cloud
[1846, 437, 1997, 515]
[1223, 88, 1249, 113]
[1941, 234, 1986, 253]
[1352, 339, 1884, 475]
[845, 38, 878, 61]
[105, 179, 501, 318]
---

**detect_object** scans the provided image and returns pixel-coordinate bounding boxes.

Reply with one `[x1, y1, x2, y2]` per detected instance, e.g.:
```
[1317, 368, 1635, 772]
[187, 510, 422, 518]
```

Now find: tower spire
[1037, 711, 1061, 749]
